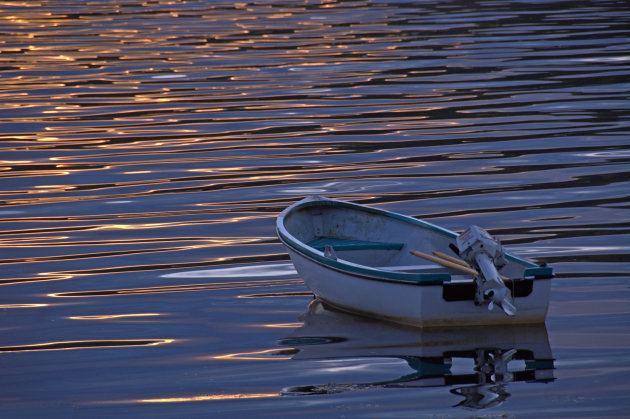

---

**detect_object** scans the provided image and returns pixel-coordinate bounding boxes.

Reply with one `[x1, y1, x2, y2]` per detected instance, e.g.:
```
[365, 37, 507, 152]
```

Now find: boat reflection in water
[278, 300, 554, 409]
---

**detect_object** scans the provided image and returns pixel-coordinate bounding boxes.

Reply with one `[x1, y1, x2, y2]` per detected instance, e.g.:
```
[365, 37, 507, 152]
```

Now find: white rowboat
[276, 196, 553, 327]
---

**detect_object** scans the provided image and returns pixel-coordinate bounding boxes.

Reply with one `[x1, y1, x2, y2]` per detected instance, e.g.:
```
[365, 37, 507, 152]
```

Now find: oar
[410, 249, 510, 280]
[432, 250, 474, 269]
[409, 250, 478, 276]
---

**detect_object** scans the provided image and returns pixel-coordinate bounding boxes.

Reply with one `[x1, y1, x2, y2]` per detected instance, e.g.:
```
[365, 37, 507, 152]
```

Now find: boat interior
[283, 202, 527, 279]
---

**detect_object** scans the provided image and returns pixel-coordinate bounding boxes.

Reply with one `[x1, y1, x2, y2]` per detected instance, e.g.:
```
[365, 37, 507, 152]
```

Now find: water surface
[1, 0, 629, 417]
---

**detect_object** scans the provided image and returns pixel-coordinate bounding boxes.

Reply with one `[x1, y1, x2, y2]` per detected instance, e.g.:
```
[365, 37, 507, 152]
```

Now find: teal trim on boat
[523, 266, 553, 278]
[307, 237, 404, 251]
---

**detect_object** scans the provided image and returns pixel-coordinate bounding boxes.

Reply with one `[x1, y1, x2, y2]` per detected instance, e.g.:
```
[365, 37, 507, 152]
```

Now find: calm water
[1, 0, 629, 417]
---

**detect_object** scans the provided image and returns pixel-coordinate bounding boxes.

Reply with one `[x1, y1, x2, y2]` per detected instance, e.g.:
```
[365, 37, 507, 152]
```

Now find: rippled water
[1, 0, 629, 417]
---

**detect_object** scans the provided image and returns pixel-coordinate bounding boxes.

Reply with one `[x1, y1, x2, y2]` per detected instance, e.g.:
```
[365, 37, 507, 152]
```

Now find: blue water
[1, 0, 629, 417]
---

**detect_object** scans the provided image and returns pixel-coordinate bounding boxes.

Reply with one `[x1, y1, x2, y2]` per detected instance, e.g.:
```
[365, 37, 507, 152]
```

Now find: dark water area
[1, 0, 629, 417]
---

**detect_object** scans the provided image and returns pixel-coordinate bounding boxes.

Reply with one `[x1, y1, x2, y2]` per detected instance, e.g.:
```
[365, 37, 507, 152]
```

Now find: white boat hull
[286, 247, 550, 327]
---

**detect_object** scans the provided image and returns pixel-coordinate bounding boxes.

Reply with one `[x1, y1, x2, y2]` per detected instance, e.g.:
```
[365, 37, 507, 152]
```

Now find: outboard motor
[456, 226, 516, 316]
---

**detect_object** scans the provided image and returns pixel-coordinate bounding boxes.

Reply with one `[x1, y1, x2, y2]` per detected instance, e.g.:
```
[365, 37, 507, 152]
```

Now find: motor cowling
[456, 225, 516, 316]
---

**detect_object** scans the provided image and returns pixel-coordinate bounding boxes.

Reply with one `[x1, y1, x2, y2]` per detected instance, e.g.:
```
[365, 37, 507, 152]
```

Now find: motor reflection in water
[278, 300, 554, 410]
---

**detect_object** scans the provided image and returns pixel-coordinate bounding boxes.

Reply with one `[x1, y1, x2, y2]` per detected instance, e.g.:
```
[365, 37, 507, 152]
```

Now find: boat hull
[286, 246, 550, 327]
[277, 196, 552, 327]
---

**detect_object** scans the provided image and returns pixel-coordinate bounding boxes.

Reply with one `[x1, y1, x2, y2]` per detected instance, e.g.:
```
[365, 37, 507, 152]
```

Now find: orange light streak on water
[211, 348, 294, 361]
[0, 303, 49, 309]
[68, 313, 162, 320]
[0, 338, 174, 353]
[137, 393, 278, 403]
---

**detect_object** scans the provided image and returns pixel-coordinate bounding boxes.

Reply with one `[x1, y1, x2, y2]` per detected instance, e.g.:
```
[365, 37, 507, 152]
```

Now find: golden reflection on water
[0, 251, 292, 285]
[211, 348, 293, 361]
[0, 236, 247, 247]
[0, 338, 174, 353]
[48, 278, 302, 297]
[68, 313, 162, 320]
[137, 393, 278, 403]
[262, 322, 303, 328]
[0, 303, 49, 309]
[93, 392, 279, 405]
[0, 274, 76, 285]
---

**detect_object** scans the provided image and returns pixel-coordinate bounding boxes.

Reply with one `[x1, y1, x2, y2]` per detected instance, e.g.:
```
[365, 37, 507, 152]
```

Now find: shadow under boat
[278, 299, 554, 409]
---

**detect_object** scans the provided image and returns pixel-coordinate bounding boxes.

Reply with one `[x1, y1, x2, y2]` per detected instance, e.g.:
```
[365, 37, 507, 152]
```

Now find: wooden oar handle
[432, 250, 473, 268]
[411, 249, 510, 281]
[409, 250, 478, 276]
